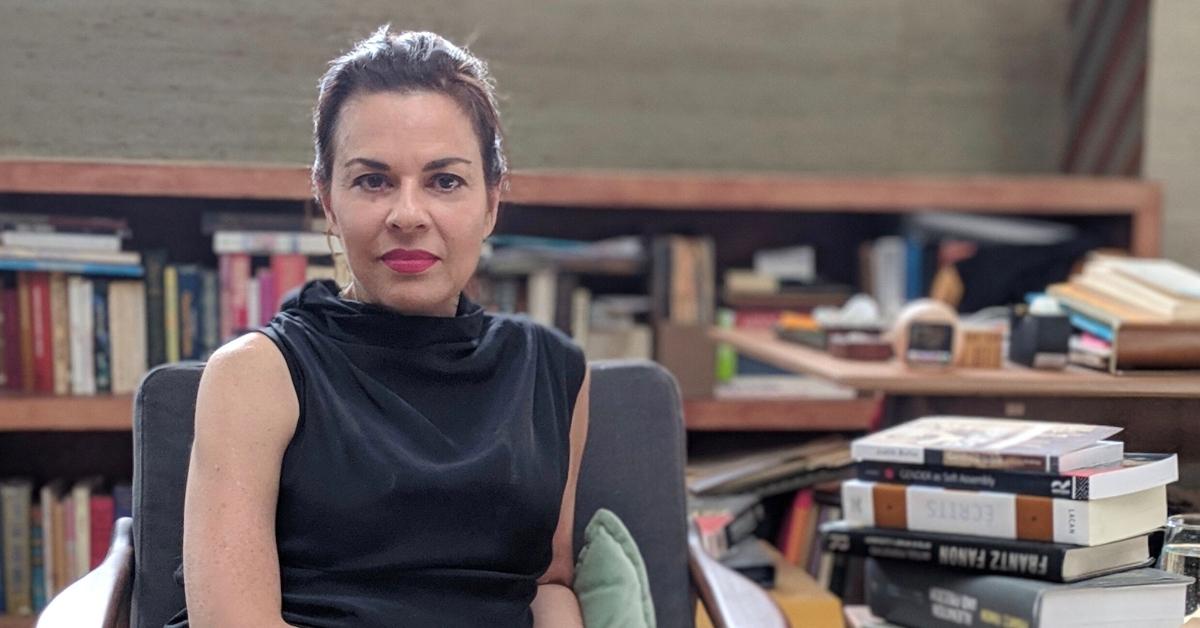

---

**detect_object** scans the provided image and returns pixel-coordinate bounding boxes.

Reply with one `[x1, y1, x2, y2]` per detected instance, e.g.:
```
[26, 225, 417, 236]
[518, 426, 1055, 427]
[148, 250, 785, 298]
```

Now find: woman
[171, 27, 589, 627]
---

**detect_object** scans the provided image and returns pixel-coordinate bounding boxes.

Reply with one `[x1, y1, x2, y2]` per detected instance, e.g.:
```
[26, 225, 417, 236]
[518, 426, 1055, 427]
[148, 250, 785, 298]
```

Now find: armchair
[38, 359, 786, 628]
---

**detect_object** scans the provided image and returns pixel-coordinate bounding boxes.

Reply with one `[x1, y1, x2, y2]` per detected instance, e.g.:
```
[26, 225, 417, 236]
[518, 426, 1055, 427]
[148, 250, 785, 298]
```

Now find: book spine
[856, 460, 1088, 500]
[2, 283, 21, 392]
[823, 527, 1071, 582]
[143, 249, 167, 367]
[177, 267, 202, 360]
[270, 253, 307, 313]
[842, 480, 1084, 544]
[164, 265, 180, 363]
[866, 558, 1042, 628]
[49, 272, 69, 395]
[30, 505, 45, 613]
[92, 279, 111, 394]
[1, 481, 34, 615]
[0, 258, 142, 276]
[219, 253, 250, 341]
[68, 276, 97, 395]
[30, 272, 53, 393]
[0, 230, 122, 252]
[89, 495, 114, 570]
[201, 268, 219, 356]
[17, 272, 34, 392]
[72, 487, 90, 580]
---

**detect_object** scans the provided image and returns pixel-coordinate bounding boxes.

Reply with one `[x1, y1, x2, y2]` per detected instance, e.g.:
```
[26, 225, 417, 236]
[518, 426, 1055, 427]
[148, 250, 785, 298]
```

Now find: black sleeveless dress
[166, 279, 587, 627]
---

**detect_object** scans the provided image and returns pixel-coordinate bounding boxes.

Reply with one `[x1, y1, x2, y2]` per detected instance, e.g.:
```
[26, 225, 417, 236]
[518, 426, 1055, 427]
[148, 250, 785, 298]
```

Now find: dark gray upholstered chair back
[131, 359, 691, 628]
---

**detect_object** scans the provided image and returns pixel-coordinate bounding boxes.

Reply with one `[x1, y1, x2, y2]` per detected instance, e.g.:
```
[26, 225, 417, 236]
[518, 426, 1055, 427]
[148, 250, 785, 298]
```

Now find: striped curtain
[1063, 0, 1151, 176]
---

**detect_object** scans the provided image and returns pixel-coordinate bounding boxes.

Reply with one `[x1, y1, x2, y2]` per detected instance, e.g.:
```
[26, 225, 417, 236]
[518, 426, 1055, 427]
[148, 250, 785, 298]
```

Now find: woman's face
[320, 90, 498, 316]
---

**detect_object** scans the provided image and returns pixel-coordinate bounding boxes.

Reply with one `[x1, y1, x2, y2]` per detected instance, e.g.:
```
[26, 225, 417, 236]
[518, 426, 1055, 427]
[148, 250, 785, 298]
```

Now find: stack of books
[1048, 254, 1200, 372]
[821, 416, 1191, 628]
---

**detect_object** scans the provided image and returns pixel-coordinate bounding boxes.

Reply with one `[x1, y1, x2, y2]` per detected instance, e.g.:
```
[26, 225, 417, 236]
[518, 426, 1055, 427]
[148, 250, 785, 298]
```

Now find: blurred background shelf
[683, 398, 877, 431]
[0, 394, 133, 431]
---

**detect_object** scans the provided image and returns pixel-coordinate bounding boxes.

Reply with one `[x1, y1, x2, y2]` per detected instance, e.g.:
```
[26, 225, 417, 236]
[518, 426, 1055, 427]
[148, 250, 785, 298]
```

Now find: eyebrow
[341, 157, 473, 171]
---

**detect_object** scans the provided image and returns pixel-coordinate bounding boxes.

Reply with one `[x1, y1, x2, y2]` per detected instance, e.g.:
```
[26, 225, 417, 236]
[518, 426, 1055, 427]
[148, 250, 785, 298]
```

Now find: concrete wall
[1145, 0, 1200, 268]
[0, 1, 1069, 174]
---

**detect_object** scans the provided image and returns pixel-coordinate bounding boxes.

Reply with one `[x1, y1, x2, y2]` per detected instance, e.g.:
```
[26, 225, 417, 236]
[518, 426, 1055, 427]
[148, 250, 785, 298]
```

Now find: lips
[381, 248, 439, 274]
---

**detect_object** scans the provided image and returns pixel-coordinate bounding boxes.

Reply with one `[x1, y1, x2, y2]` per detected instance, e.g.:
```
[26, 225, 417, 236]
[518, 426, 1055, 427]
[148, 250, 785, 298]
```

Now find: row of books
[821, 416, 1187, 627]
[0, 478, 131, 616]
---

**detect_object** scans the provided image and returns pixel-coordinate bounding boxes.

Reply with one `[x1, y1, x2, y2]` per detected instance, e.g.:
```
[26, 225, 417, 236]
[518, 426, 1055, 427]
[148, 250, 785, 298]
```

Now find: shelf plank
[0, 394, 133, 431]
[683, 398, 877, 431]
[711, 327, 1200, 399]
[0, 159, 1161, 256]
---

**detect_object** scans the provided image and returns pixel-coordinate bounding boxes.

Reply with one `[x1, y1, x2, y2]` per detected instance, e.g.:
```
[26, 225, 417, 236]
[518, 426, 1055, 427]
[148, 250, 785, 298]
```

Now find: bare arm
[532, 366, 590, 627]
[181, 334, 299, 628]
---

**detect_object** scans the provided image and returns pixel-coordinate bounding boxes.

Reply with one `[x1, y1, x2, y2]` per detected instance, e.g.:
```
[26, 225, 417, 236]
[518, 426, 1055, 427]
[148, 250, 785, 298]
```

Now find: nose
[385, 180, 430, 232]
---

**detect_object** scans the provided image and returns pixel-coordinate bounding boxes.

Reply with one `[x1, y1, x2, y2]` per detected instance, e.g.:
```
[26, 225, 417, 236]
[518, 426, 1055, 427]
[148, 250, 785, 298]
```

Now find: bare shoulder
[194, 333, 298, 446]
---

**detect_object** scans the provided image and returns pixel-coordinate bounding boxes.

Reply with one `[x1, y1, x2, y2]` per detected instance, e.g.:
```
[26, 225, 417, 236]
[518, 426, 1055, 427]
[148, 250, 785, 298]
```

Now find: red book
[270, 254, 307, 312]
[3, 286, 22, 391]
[256, 268, 277, 325]
[89, 495, 115, 570]
[219, 253, 251, 340]
[30, 272, 54, 393]
[734, 308, 785, 330]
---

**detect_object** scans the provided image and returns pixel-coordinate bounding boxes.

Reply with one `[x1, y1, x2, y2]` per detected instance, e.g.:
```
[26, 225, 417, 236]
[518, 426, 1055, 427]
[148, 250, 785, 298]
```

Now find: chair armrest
[38, 516, 134, 628]
[687, 520, 789, 628]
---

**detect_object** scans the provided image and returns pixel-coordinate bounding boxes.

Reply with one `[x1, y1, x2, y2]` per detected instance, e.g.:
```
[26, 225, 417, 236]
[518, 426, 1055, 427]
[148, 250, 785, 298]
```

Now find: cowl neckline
[286, 279, 485, 349]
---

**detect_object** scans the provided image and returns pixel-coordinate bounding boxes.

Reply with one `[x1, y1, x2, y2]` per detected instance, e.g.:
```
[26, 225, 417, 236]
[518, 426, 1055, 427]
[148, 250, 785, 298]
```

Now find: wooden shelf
[0, 394, 133, 431]
[0, 615, 35, 628]
[712, 327, 1200, 399]
[0, 158, 1161, 255]
[683, 398, 877, 431]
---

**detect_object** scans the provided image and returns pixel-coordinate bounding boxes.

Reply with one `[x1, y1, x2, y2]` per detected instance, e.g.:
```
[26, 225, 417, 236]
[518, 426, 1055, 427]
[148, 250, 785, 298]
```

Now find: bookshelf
[0, 158, 1165, 621]
[710, 328, 1200, 399]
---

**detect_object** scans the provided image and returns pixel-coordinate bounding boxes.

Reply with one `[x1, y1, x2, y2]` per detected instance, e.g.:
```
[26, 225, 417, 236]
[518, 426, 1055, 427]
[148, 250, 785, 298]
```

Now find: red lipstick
[381, 248, 439, 274]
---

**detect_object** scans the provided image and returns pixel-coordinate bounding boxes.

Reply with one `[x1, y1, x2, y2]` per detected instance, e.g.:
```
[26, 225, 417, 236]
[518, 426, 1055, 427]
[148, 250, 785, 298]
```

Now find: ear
[317, 185, 340, 236]
[483, 186, 501, 239]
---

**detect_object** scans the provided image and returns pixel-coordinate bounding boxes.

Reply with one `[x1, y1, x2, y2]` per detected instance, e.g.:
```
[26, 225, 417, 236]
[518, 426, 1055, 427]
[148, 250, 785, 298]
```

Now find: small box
[955, 327, 1004, 369]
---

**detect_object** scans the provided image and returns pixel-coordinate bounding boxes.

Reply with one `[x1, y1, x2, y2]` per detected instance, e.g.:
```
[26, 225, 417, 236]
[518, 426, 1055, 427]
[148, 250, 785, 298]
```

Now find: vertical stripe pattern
[1063, 0, 1151, 176]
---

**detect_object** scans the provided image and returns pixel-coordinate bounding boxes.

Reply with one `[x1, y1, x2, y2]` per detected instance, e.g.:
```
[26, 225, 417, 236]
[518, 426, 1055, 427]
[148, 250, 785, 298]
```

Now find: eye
[430, 173, 465, 192]
[353, 173, 390, 191]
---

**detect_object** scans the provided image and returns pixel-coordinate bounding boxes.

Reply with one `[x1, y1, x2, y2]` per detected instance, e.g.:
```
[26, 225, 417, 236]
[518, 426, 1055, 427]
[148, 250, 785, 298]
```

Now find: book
[201, 268, 220, 356]
[29, 272, 53, 393]
[0, 230, 122, 252]
[39, 481, 65, 600]
[67, 275, 96, 395]
[164, 264, 180, 363]
[688, 493, 764, 558]
[0, 257, 142, 276]
[2, 283, 20, 391]
[219, 253, 251, 341]
[49, 272, 69, 395]
[92, 278, 112, 394]
[866, 559, 1190, 628]
[70, 479, 97, 580]
[822, 522, 1161, 582]
[30, 504, 44, 613]
[142, 248, 168, 367]
[1089, 256, 1200, 301]
[109, 280, 148, 394]
[1077, 266, 1200, 322]
[270, 253, 307, 313]
[686, 437, 852, 497]
[89, 493, 115, 570]
[842, 480, 1166, 546]
[851, 416, 1123, 473]
[16, 273, 34, 392]
[856, 453, 1178, 500]
[1, 478, 34, 615]
[176, 265, 204, 360]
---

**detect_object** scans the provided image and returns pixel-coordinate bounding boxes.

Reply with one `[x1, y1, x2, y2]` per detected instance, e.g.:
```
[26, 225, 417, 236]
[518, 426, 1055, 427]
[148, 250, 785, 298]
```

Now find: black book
[866, 559, 1190, 628]
[142, 249, 168, 367]
[822, 522, 1162, 582]
[92, 278, 111, 394]
[856, 453, 1177, 501]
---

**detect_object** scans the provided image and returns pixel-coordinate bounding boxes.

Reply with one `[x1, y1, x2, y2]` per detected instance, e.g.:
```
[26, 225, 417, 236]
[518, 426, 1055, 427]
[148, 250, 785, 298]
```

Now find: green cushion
[573, 508, 657, 628]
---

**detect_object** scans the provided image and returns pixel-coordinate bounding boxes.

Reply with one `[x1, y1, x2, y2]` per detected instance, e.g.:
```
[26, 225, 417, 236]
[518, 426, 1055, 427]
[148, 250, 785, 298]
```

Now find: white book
[246, 277, 261, 333]
[841, 479, 1166, 546]
[70, 481, 92, 580]
[526, 268, 556, 327]
[68, 276, 96, 395]
[109, 281, 147, 394]
[0, 230, 121, 252]
[871, 236, 907, 319]
[213, 230, 333, 256]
